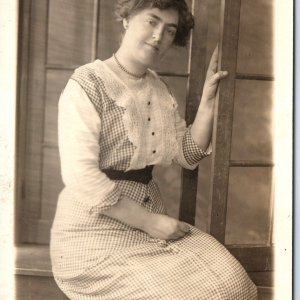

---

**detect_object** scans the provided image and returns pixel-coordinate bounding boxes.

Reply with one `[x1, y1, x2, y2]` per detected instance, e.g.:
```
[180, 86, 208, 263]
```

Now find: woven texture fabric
[51, 60, 257, 299]
[182, 125, 211, 165]
[70, 60, 187, 171]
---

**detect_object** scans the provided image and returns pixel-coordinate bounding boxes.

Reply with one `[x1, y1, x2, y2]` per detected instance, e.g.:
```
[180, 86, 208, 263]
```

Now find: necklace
[113, 53, 145, 79]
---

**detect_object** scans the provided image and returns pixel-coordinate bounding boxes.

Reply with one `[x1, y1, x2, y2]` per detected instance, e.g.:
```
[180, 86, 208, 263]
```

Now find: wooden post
[179, 0, 208, 224]
[209, 0, 241, 243]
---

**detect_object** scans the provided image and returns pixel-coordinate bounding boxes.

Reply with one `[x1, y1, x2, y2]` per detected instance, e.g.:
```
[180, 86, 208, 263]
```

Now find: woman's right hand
[143, 213, 190, 240]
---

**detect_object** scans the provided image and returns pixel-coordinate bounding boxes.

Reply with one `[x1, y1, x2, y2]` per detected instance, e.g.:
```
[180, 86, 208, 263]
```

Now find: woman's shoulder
[70, 60, 115, 98]
[72, 60, 105, 81]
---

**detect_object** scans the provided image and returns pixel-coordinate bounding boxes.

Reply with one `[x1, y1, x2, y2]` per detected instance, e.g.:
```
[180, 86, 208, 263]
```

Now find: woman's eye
[167, 28, 176, 37]
[147, 19, 157, 26]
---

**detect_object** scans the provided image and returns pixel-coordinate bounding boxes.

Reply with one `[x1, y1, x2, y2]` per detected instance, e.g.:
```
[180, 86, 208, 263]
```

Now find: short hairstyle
[115, 0, 194, 47]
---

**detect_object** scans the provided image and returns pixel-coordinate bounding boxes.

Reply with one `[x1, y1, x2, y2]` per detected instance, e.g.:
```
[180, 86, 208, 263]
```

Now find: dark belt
[102, 165, 154, 184]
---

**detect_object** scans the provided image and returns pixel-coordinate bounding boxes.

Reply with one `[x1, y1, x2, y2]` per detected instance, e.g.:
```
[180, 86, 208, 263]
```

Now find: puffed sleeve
[173, 109, 212, 170]
[58, 79, 121, 214]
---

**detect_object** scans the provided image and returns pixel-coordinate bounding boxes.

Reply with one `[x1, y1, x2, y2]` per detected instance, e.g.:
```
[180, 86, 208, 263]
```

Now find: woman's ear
[123, 19, 129, 30]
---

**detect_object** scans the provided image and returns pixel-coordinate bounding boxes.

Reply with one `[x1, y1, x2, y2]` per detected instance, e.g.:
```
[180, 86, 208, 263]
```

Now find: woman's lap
[54, 227, 257, 299]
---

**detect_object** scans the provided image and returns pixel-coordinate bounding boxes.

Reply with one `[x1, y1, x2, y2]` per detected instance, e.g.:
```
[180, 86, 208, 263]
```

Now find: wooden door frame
[15, 0, 32, 245]
[16, 0, 274, 286]
[178, 0, 274, 286]
[212, 0, 274, 285]
[179, 0, 209, 224]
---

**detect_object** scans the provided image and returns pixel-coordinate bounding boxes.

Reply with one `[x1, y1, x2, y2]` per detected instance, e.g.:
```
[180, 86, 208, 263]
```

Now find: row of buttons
[147, 101, 157, 154]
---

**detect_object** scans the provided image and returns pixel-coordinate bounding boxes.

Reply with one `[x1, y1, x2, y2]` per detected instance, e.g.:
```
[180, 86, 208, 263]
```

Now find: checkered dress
[50, 60, 257, 299]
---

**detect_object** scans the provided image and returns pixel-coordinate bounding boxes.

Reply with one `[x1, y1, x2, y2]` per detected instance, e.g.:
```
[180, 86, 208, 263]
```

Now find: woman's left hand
[201, 45, 228, 104]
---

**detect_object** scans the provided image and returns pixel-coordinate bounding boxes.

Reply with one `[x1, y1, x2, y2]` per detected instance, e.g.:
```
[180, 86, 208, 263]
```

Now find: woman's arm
[103, 196, 190, 240]
[58, 79, 122, 214]
[190, 46, 228, 149]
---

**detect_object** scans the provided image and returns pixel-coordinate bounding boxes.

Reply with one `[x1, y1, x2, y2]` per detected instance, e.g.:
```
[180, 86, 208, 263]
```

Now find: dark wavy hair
[115, 0, 194, 47]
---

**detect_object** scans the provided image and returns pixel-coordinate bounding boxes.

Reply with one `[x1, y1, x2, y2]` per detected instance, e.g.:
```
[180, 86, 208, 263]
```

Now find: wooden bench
[15, 244, 274, 299]
[15, 245, 68, 300]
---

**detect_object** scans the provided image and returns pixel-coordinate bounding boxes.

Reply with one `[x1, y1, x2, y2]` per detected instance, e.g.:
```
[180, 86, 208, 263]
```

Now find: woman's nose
[152, 26, 164, 43]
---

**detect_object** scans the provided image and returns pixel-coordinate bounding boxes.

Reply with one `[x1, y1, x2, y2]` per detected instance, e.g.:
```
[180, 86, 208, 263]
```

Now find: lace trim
[90, 60, 179, 170]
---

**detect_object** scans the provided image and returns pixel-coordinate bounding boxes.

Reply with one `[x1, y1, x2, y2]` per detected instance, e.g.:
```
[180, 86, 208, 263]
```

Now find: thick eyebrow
[146, 13, 178, 28]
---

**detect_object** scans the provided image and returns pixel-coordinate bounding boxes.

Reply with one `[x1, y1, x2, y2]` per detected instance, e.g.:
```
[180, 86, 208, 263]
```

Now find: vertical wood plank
[209, 0, 241, 243]
[91, 0, 100, 61]
[15, 0, 32, 244]
[179, 0, 208, 224]
[22, 0, 48, 232]
[47, 0, 94, 66]
[15, 275, 69, 299]
[97, 1, 122, 59]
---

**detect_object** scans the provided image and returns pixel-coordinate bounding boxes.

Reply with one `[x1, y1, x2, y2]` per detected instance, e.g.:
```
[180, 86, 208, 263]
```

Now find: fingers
[213, 44, 219, 53]
[202, 70, 228, 101]
[170, 222, 190, 240]
[179, 222, 190, 233]
[211, 44, 219, 62]
[168, 231, 187, 240]
[208, 70, 228, 86]
[208, 45, 219, 71]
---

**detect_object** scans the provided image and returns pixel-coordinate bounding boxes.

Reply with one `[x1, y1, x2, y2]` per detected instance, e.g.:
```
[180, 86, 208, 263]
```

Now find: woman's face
[121, 7, 179, 66]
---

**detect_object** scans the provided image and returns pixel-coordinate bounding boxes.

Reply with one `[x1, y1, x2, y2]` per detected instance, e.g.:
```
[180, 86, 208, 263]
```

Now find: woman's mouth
[145, 43, 159, 52]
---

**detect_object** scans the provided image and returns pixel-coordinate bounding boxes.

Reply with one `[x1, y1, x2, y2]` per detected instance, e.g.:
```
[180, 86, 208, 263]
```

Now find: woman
[50, 0, 257, 299]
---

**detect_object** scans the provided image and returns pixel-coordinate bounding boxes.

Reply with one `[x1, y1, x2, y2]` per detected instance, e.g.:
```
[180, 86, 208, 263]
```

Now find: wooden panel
[225, 167, 273, 245]
[41, 147, 64, 222]
[47, 0, 95, 66]
[179, 0, 209, 225]
[23, 0, 48, 225]
[248, 272, 274, 287]
[209, 0, 241, 242]
[228, 246, 274, 272]
[257, 286, 274, 300]
[15, 245, 67, 299]
[44, 70, 72, 146]
[15, 275, 68, 300]
[15, 245, 52, 276]
[97, 1, 122, 60]
[21, 219, 51, 244]
[16, 0, 31, 243]
[237, 0, 274, 76]
[195, 156, 212, 232]
[231, 80, 273, 161]
[152, 46, 190, 74]
[195, 0, 220, 232]
[205, 0, 221, 66]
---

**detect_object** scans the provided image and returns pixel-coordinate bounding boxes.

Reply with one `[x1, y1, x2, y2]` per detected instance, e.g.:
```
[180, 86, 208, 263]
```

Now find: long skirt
[50, 180, 257, 300]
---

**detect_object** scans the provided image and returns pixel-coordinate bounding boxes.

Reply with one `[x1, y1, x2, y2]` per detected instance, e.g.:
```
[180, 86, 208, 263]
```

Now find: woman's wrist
[140, 210, 155, 232]
[103, 195, 153, 231]
[199, 97, 215, 114]
[189, 99, 214, 149]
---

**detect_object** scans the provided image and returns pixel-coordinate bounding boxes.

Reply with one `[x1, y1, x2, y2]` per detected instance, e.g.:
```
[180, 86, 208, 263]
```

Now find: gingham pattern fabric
[182, 125, 211, 165]
[70, 60, 192, 172]
[50, 61, 257, 299]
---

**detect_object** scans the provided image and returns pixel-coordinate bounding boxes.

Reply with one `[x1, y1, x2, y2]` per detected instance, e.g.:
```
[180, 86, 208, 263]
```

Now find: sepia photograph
[0, 0, 293, 299]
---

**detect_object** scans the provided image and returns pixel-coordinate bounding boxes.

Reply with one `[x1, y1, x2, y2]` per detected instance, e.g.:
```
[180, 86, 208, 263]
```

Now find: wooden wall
[16, 0, 275, 298]
[18, 0, 274, 248]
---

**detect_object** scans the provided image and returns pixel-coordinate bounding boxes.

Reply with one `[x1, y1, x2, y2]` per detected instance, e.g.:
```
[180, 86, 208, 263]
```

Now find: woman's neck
[114, 48, 148, 78]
